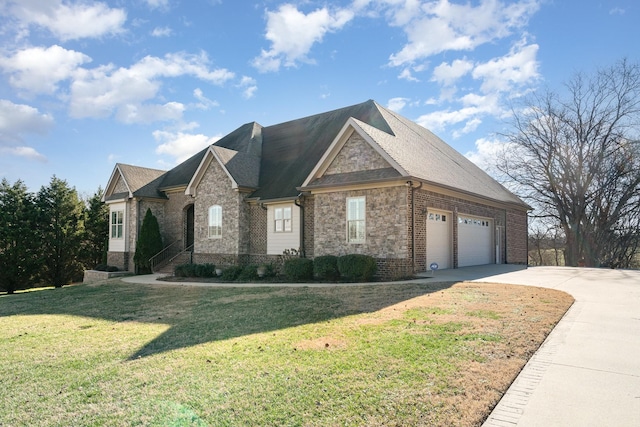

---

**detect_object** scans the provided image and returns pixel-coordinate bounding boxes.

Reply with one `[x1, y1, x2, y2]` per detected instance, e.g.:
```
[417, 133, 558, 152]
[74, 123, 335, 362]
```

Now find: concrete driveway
[462, 266, 640, 427]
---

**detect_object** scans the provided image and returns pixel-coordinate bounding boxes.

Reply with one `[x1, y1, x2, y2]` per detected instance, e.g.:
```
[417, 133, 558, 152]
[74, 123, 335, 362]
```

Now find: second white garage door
[458, 215, 493, 267]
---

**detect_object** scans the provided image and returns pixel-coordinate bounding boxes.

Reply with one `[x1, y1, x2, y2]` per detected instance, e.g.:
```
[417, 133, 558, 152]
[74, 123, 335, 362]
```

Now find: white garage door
[458, 215, 493, 267]
[426, 210, 451, 269]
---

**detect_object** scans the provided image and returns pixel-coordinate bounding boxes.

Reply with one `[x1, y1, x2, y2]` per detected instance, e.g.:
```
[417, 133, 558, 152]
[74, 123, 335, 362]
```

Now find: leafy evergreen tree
[37, 176, 85, 287]
[0, 179, 40, 294]
[134, 208, 163, 274]
[81, 187, 109, 268]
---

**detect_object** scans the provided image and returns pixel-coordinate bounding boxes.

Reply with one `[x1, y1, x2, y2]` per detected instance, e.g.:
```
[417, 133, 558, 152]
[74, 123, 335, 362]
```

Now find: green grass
[0, 280, 572, 426]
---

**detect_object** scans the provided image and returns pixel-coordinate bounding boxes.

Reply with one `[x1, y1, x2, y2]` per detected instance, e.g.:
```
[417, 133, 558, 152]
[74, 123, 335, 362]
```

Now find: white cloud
[6, 0, 126, 41]
[151, 26, 173, 37]
[144, 0, 170, 9]
[69, 52, 234, 122]
[153, 130, 221, 163]
[465, 137, 513, 176]
[193, 88, 219, 110]
[431, 58, 474, 86]
[398, 68, 420, 82]
[609, 7, 625, 15]
[387, 97, 410, 112]
[416, 92, 500, 134]
[387, 0, 540, 66]
[0, 99, 54, 144]
[0, 146, 47, 162]
[472, 41, 540, 93]
[116, 102, 185, 124]
[0, 45, 91, 95]
[253, 4, 354, 72]
[238, 76, 257, 99]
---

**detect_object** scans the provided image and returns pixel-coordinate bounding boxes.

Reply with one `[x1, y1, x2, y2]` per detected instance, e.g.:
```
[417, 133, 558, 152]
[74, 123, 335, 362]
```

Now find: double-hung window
[274, 206, 292, 232]
[110, 210, 123, 239]
[347, 197, 365, 243]
[208, 205, 222, 238]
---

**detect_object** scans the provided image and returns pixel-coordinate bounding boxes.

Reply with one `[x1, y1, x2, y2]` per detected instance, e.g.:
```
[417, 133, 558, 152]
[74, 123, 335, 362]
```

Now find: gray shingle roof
[115, 164, 167, 199]
[107, 99, 527, 209]
[250, 100, 391, 200]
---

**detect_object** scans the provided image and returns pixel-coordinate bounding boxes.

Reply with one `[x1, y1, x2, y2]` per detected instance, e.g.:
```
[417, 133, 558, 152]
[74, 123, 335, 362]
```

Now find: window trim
[110, 210, 124, 239]
[208, 205, 222, 239]
[274, 206, 292, 233]
[346, 196, 366, 243]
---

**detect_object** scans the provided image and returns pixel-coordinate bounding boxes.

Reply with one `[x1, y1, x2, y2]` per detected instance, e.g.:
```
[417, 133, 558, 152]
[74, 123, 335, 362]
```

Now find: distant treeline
[0, 176, 108, 294]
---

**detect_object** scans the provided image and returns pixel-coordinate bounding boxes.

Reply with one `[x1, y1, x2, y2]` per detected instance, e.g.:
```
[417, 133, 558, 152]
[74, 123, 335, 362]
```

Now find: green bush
[314, 255, 340, 281]
[195, 263, 216, 278]
[238, 265, 259, 281]
[175, 263, 197, 277]
[283, 258, 314, 282]
[337, 254, 377, 282]
[221, 265, 243, 281]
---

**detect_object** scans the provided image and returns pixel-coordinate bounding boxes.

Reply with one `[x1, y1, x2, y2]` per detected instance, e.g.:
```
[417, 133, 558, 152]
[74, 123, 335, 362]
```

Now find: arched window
[208, 205, 222, 238]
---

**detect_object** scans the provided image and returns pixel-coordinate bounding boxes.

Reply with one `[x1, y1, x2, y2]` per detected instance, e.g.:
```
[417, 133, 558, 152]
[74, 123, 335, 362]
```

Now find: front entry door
[185, 204, 194, 249]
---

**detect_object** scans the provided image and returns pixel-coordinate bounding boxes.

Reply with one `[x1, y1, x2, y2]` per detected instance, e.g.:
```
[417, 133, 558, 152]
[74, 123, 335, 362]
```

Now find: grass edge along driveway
[0, 279, 573, 427]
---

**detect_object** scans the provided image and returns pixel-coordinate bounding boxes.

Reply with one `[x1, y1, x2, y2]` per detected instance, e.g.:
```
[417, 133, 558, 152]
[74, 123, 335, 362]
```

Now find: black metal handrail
[149, 240, 181, 273]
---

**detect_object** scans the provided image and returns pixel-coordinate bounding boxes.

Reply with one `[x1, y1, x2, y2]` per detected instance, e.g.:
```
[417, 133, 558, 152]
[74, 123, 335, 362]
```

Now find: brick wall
[194, 159, 244, 254]
[248, 203, 267, 254]
[303, 196, 315, 258]
[162, 192, 194, 248]
[107, 251, 129, 271]
[506, 209, 528, 264]
[413, 188, 510, 269]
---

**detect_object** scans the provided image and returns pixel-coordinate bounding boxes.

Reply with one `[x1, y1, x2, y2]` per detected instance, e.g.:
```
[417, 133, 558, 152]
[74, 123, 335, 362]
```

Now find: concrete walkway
[122, 265, 640, 426]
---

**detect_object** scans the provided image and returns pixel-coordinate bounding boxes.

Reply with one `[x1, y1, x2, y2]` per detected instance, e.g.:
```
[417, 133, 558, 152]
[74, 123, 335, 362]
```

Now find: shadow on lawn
[0, 280, 457, 360]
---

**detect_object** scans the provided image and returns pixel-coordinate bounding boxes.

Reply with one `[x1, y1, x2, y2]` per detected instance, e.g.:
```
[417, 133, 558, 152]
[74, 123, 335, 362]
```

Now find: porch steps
[155, 251, 192, 275]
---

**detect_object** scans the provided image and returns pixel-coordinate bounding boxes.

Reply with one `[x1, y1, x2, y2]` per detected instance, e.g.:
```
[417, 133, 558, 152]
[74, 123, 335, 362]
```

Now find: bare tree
[499, 59, 640, 267]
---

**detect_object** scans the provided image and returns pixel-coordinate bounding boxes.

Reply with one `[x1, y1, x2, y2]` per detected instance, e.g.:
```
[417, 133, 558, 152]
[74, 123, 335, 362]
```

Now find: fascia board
[185, 147, 239, 196]
[301, 118, 408, 188]
[102, 164, 132, 202]
[301, 119, 356, 187]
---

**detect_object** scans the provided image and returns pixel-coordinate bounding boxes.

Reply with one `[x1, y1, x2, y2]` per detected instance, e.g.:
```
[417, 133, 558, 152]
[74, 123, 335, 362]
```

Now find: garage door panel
[427, 210, 451, 269]
[458, 215, 493, 267]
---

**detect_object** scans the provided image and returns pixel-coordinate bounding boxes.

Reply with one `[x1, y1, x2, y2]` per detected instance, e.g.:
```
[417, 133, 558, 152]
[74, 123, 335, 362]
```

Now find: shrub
[238, 265, 259, 281]
[195, 263, 216, 278]
[221, 265, 243, 281]
[258, 263, 276, 278]
[283, 258, 314, 282]
[175, 263, 197, 277]
[106, 265, 119, 272]
[337, 254, 377, 282]
[94, 264, 108, 271]
[314, 255, 340, 281]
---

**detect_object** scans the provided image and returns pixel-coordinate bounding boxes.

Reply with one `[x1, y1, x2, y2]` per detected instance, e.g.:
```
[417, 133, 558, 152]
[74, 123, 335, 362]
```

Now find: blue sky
[0, 0, 638, 196]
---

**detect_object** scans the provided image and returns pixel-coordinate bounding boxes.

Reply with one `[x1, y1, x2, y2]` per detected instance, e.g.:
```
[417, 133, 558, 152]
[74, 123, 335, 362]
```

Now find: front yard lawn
[0, 280, 573, 426]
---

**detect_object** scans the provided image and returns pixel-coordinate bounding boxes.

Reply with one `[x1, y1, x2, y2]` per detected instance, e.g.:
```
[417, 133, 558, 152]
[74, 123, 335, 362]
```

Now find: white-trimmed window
[347, 196, 366, 243]
[208, 205, 222, 238]
[110, 210, 123, 239]
[274, 206, 292, 233]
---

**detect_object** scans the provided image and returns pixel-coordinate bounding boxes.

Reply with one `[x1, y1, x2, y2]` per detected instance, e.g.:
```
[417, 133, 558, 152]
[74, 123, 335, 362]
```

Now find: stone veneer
[314, 186, 409, 259]
[194, 158, 249, 255]
[325, 133, 390, 174]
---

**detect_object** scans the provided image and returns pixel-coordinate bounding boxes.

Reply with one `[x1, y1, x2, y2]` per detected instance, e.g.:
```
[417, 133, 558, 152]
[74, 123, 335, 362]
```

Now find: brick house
[103, 100, 529, 278]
